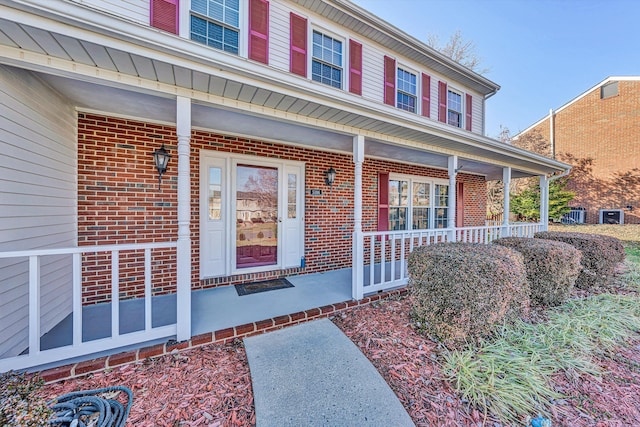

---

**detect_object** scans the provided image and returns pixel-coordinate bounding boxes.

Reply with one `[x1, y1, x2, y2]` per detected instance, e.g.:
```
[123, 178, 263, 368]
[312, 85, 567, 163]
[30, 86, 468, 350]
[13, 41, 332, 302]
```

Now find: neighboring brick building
[516, 77, 640, 224]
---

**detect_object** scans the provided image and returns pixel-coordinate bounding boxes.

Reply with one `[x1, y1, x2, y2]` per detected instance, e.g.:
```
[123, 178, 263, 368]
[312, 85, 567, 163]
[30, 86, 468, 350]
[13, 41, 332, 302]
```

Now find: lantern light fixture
[153, 144, 171, 191]
[325, 167, 336, 188]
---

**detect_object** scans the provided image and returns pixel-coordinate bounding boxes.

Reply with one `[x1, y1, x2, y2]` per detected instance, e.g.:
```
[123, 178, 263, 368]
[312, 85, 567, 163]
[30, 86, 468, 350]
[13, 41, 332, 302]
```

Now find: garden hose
[48, 385, 133, 427]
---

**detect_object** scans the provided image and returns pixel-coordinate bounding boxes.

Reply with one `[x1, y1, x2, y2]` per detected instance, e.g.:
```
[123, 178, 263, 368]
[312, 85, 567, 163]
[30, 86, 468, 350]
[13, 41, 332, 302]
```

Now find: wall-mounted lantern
[325, 167, 336, 188]
[153, 144, 171, 191]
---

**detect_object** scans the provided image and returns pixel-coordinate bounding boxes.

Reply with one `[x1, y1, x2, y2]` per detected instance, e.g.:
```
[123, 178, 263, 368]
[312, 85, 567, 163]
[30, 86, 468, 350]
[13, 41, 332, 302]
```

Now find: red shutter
[150, 0, 179, 35]
[349, 40, 363, 95]
[438, 81, 447, 123]
[465, 93, 473, 131]
[456, 181, 464, 227]
[290, 13, 307, 77]
[378, 172, 389, 232]
[383, 56, 396, 106]
[249, 0, 269, 64]
[421, 73, 431, 117]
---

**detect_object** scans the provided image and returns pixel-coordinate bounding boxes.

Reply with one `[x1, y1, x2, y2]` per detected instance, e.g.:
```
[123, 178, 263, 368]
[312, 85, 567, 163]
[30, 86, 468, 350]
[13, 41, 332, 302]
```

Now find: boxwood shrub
[408, 242, 529, 346]
[493, 237, 581, 306]
[534, 231, 625, 289]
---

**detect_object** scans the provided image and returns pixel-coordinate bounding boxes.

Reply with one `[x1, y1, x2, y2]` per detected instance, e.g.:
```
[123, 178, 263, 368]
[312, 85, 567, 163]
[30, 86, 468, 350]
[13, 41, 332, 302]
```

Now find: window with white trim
[389, 175, 449, 230]
[397, 67, 417, 113]
[191, 0, 240, 54]
[311, 30, 343, 88]
[447, 89, 463, 127]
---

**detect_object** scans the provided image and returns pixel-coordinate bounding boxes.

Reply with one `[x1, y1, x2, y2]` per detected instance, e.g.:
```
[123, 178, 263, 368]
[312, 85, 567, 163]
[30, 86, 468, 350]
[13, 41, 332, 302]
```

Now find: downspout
[549, 108, 555, 159]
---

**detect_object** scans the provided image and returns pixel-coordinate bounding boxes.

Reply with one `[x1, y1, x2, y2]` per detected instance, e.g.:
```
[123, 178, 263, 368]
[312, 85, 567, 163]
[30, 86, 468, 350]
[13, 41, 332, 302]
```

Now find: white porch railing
[358, 223, 542, 297]
[0, 242, 177, 373]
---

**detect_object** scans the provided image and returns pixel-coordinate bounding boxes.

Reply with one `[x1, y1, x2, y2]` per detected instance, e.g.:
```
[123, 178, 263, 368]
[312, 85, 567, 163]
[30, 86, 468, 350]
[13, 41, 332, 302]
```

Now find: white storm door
[283, 165, 304, 268]
[201, 156, 226, 278]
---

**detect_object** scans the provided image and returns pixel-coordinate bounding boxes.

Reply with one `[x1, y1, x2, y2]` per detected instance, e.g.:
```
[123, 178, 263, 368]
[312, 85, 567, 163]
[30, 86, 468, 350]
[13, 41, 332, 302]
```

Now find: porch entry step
[244, 318, 414, 427]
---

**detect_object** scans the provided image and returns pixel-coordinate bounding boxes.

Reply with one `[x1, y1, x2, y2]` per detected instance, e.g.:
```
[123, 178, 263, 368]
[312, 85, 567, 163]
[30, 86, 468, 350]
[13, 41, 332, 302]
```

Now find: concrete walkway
[244, 319, 414, 427]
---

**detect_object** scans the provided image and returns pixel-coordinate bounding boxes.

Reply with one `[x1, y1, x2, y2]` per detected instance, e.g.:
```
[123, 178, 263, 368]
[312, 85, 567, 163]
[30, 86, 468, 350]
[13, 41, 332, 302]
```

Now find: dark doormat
[235, 278, 294, 296]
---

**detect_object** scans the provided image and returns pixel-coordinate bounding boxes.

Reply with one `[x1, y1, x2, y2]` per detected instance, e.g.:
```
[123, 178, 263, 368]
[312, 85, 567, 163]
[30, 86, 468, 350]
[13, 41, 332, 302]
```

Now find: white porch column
[447, 156, 458, 241]
[502, 167, 511, 236]
[540, 175, 549, 231]
[176, 96, 192, 341]
[352, 135, 365, 300]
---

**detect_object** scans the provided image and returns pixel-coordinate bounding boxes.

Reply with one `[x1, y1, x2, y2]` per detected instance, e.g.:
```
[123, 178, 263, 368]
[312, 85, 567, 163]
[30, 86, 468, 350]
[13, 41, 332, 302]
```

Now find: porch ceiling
[0, 9, 569, 180]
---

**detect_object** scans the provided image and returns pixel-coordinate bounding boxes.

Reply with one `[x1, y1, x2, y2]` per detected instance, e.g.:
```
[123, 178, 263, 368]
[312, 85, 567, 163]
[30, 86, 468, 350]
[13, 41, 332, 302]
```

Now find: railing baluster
[401, 233, 407, 281]
[390, 235, 396, 283]
[73, 253, 82, 346]
[145, 248, 152, 332]
[380, 236, 386, 286]
[369, 236, 375, 287]
[28, 256, 40, 355]
[111, 250, 119, 339]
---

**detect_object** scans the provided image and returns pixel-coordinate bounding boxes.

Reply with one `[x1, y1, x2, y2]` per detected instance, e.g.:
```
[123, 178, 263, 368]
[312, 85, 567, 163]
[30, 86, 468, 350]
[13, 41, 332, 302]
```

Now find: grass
[441, 227, 640, 425]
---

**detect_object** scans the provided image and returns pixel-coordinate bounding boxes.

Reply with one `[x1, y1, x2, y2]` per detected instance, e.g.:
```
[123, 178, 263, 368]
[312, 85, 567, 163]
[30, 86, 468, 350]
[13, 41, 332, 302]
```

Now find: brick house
[0, 0, 568, 372]
[515, 77, 640, 224]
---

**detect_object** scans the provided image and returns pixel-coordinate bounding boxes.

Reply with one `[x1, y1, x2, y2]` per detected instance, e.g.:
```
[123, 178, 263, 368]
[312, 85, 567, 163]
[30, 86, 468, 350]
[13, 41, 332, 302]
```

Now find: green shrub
[534, 231, 625, 289]
[494, 237, 581, 306]
[0, 371, 52, 427]
[408, 242, 529, 346]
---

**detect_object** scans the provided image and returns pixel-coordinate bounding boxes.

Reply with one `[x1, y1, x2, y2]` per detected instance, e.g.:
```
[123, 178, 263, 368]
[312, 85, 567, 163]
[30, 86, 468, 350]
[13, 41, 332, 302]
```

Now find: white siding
[472, 92, 484, 135]
[69, 0, 149, 25]
[0, 65, 77, 359]
[360, 41, 385, 106]
[269, 0, 292, 73]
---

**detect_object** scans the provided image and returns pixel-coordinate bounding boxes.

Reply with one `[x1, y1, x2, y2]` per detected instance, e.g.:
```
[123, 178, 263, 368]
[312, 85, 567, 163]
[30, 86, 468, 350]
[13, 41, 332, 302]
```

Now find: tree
[510, 178, 574, 222]
[426, 30, 488, 74]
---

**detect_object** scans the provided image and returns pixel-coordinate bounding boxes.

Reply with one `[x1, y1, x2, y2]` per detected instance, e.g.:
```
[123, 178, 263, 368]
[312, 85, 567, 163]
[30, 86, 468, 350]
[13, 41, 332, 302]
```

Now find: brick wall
[524, 80, 640, 224]
[78, 113, 487, 303]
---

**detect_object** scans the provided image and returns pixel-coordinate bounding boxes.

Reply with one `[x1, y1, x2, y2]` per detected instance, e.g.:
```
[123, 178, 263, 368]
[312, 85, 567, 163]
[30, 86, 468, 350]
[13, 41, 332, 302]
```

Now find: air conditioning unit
[599, 209, 624, 225]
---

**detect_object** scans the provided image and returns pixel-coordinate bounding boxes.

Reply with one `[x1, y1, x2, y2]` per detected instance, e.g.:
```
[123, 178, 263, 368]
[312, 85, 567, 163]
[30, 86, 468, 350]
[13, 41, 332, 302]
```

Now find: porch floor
[35, 268, 355, 370]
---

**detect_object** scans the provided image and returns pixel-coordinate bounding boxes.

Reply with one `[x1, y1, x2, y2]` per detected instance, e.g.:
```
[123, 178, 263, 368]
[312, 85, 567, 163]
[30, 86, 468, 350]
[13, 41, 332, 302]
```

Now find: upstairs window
[447, 89, 462, 127]
[191, 0, 240, 54]
[397, 68, 417, 113]
[312, 30, 343, 89]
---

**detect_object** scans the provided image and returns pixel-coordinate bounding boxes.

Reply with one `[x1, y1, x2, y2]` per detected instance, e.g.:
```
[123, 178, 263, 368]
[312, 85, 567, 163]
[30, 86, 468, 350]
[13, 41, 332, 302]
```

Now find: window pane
[288, 174, 297, 219]
[389, 180, 408, 207]
[192, 0, 207, 15]
[435, 184, 449, 207]
[413, 182, 430, 206]
[434, 208, 448, 229]
[209, 167, 222, 220]
[412, 207, 430, 229]
[389, 207, 407, 231]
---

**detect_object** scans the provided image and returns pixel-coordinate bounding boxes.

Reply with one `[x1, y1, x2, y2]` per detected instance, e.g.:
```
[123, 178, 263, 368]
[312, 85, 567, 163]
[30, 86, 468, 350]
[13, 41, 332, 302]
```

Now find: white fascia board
[515, 75, 640, 138]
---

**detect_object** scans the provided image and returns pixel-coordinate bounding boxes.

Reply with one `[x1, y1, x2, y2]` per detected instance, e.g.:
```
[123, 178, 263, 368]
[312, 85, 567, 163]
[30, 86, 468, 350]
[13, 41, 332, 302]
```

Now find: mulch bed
[38, 294, 640, 426]
[38, 341, 254, 426]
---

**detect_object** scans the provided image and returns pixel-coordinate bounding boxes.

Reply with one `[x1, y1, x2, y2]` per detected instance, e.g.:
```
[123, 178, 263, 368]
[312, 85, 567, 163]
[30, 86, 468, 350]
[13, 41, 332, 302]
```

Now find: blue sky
[351, 0, 640, 139]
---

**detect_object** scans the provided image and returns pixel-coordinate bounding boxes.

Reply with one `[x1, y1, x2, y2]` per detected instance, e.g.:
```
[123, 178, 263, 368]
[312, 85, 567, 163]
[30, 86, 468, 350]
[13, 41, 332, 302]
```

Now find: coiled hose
[48, 386, 133, 427]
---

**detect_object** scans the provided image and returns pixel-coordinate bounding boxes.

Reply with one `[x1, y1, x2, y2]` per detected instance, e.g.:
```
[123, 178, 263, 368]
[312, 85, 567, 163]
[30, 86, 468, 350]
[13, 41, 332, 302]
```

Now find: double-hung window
[312, 30, 343, 88]
[385, 175, 449, 230]
[191, 0, 240, 54]
[447, 89, 463, 127]
[397, 68, 417, 113]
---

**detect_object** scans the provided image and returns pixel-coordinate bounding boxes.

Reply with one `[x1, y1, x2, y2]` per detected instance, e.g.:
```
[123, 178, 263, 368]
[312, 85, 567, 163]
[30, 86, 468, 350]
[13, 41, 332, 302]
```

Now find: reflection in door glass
[209, 167, 222, 220]
[236, 165, 278, 268]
